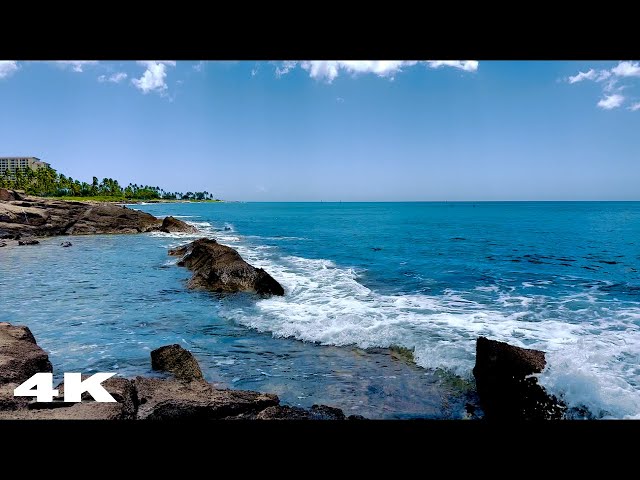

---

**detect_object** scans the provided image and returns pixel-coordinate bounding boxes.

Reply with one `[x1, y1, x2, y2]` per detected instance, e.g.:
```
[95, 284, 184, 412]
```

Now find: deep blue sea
[2, 202, 640, 418]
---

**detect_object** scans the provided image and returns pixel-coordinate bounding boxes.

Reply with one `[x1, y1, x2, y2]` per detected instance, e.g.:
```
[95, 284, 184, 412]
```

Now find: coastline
[0, 188, 571, 420]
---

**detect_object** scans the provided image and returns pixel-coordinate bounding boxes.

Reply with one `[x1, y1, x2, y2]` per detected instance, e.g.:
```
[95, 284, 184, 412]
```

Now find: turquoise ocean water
[1, 202, 639, 418]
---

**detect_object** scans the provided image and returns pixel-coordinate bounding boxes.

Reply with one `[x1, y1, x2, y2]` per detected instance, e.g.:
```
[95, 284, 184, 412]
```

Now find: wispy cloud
[0, 61, 18, 79]
[427, 60, 479, 72]
[132, 61, 176, 95]
[275, 61, 298, 77]
[568, 61, 640, 111]
[55, 61, 99, 73]
[277, 60, 478, 83]
[98, 72, 127, 84]
[629, 102, 640, 111]
[568, 69, 611, 84]
[193, 61, 205, 72]
[597, 94, 624, 110]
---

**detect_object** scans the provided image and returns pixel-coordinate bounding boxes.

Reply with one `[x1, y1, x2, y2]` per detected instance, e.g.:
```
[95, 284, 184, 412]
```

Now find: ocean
[1, 201, 639, 418]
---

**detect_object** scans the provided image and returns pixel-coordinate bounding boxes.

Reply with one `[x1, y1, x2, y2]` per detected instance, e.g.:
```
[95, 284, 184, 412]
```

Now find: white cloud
[427, 60, 479, 72]
[597, 94, 624, 110]
[275, 61, 297, 77]
[56, 61, 99, 72]
[629, 102, 640, 111]
[568, 62, 640, 110]
[568, 69, 597, 83]
[277, 60, 478, 83]
[0, 61, 18, 79]
[193, 61, 205, 72]
[612, 61, 640, 78]
[98, 72, 127, 84]
[300, 61, 418, 82]
[132, 61, 176, 94]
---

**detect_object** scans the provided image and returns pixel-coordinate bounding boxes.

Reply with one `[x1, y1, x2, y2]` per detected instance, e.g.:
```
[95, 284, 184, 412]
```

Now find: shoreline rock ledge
[0, 322, 358, 420]
[473, 336, 566, 420]
[0, 188, 194, 242]
[169, 238, 285, 296]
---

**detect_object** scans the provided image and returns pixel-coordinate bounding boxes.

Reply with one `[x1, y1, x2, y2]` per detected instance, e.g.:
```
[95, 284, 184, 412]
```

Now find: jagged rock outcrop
[473, 336, 566, 420]
[169, 238, 284, 296]
[151, 344, 204, 381]
[0, 188, 195, 240]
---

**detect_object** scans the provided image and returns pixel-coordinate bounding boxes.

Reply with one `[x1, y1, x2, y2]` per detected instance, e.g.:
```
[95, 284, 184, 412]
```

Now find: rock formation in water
[159, 216, 198, 234]
[0, 188, 195, 243]
[169, 238, 285, 296]
[0, 322, 351, 420]
[473, 336, 566, 420]
[151, 344, 204, 381]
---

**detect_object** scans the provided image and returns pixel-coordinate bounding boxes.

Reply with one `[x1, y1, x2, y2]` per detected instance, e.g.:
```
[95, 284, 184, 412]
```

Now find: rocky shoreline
[0, 322, 357, 420]
[0, 188, 569, 420]
[0, 188, 196, 247]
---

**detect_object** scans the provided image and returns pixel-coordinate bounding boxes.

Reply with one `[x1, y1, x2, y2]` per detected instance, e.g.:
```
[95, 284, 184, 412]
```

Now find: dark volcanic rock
[0, 191, 164, 238]
[18, 239, 39, 245]
[473, 336, 566, 420]
[135, 377, 279, 420]
[0, 322, 52, 386]
[66, 203, 161, 235]
[169, 238, 285, 295]
[159, 216, 197, 234]
[254, 404, 347, 420]
[0, 322, 53, 412]
[0, 188, 23, 202]
[60, 241, 72, 247]
[151, 344, 204, 381]
[0, 323, 353, 420]
[0, 377, 138, 419]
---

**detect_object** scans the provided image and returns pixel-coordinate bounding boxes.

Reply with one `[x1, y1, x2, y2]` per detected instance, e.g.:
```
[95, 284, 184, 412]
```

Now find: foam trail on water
[165, 218, 640, 419]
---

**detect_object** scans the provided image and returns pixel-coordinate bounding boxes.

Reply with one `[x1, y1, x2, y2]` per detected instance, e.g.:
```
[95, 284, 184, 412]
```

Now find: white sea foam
[161, 217, 640, 418]
[215, 234, 640, 419]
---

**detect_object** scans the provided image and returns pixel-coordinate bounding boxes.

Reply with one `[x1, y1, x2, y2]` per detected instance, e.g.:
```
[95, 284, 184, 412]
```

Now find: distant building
[0, 157, 51, 180]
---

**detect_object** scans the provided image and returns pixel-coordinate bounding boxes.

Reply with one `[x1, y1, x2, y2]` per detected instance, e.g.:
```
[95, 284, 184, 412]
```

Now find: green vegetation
[388, 345, 416, 364]
[0, 167, 221, 202]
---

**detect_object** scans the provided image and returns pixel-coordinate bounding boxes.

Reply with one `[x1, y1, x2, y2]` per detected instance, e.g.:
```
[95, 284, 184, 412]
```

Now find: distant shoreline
[42, 196, 224, 204]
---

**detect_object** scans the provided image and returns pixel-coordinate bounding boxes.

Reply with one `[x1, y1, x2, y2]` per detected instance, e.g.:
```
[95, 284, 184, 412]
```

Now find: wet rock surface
[473, 336, 566, 420]
[0, 323, 353, 420]
[151, 344, 204, 381]
[169, 238, 285, 295]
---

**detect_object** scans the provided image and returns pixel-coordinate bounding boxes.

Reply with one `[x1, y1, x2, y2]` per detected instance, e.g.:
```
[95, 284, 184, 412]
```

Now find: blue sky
[0, 60, 639, 201]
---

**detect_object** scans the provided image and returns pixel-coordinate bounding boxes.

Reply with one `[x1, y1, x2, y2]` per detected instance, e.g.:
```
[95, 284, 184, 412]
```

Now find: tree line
[0, 167, 218, 201]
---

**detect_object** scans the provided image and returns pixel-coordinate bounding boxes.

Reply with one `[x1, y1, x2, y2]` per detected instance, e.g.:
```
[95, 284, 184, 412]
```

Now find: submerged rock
[473, 336, 566, 420]
[18, 239, 39, 245]
[151, 344, 204, 381]
[60, 241, 72, 247]
[169, 238, 284, 295]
